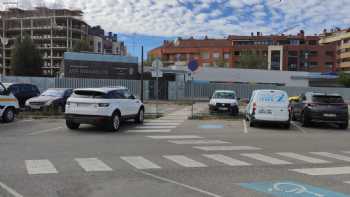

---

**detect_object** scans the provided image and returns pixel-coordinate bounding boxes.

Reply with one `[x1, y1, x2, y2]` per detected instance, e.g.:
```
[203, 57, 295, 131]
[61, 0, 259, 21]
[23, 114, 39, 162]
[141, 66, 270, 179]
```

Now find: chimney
[251, 32, 254, 36]
[257, 32, 260, 36]
[204, 35, 208, 40]
[300, 30, 305, 36]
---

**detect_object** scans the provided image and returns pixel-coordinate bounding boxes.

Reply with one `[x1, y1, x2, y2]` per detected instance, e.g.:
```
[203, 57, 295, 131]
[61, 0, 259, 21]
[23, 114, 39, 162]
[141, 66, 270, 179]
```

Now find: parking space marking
[163, 155, 207, 168]
[28, 127, 63, 136]
[139, 170, 222, 197]
[310, 152, 350, 162]
[243, 120, 248, 133]
[147, 135, 203, 139]
[291, 121, 306, 133]
[128, 129, 172, 133]
[241, 153, 292, 165]
[290, 166, 350, 176]
[203, 154, 251, 166]
[276, 152, 331, 164]
[135, 126, 177, 129]
[25, 160, 58, 175]
[193, 146, 261, 151]
[168, 140, 230, 145]
[121, 156, 162, 170]
[75, 158, 113, 172]
[0, 181, 24, 197]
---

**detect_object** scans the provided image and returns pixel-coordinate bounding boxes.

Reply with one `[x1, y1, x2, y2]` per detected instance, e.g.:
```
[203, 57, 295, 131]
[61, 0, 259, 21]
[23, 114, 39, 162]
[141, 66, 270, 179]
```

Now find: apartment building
[320, 28, 350, 71]
[0, 7, 89, 76]
[148, 31, 337, 72]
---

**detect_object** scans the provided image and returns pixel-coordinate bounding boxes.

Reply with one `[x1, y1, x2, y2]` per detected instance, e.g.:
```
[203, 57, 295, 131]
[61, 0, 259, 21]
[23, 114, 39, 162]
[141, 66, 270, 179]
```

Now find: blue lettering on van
[276, 94, 285, 102]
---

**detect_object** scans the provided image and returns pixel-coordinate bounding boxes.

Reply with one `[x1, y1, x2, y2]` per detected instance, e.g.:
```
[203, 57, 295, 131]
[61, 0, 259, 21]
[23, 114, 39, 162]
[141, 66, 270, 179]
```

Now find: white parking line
[241, 153, 292, 165]
[168, 140, 231, 145]
[193, 146, 261, 151]
[290, 166, 350, 176]
[276, 152, 331, 164]
[128, 129, 172, 133]
[28, 127, 63, 136]
[25, 160, 58, 175]
[139, 170, 222, 197]
[147, 135, 203, 139]
[121, 156, 161, 170]
[163, 155, 207, 168]
[0, 181, 24, 197]
[75, 158, 113, 172]
[243, 120, 248, 134]
[291, 121, 306, 133]
[203, 154, 251, 166]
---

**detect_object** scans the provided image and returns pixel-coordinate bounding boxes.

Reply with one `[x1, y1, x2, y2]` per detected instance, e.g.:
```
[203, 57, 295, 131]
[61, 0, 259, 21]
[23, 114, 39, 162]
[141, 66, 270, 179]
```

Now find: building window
[201, 52, 209, 59]
[290, 40, 300, 45]
[309, 51, 318, 57]
[224, 53, 230, 59]
[234, 51, 240, 56]
[309, 62, 318, 67]
[213, 52, 220, 59]
[308, 40, 317, 45]
[325, 51, 334, 57]
[288, 51, 298, 57]
[325, 62, 333, 68]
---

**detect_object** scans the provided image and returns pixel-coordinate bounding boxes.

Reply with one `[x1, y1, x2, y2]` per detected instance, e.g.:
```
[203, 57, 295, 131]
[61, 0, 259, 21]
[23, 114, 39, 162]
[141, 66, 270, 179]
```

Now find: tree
[72, 38, 92, 52]
[11, 36, 43, 76]
[236, 51, 268, 69]
[338, 72, 350, 87]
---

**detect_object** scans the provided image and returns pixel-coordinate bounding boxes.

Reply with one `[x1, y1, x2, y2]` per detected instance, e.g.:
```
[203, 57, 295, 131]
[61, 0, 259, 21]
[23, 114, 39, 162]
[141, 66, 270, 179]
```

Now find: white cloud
[2, 0, 349, 37]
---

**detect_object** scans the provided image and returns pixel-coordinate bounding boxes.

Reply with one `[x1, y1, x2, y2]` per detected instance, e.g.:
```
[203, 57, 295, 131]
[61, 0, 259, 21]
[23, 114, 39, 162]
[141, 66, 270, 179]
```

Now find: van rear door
[255, 90, 289, 121]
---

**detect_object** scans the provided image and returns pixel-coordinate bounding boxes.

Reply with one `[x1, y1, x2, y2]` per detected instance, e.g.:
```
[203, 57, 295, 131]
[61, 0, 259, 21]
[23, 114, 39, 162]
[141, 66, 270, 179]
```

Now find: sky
[3, 0, 350, 58]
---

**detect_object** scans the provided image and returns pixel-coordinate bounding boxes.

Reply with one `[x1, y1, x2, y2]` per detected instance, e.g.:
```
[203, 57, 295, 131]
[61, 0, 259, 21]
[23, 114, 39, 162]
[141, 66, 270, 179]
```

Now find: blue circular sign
[188, 59, 199, 72]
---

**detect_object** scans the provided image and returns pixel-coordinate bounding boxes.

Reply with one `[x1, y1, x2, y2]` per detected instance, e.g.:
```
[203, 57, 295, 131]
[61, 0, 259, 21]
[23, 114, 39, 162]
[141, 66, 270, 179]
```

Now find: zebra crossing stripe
[142, 123, 181, 126]
[75, 158, 113, 172]
[290, 166, 350, 176]
[193, 146, 261, 151]
[135, 126, 177, 129]
[310, 152, 350, 162]
[241, 153, 292, 165]
[203, 154, 251, 166]
[276, 152, 331, 164]
[168, 140, 231, 145]
[121, 156, 161, 169]
[25, 160, 58, 175]
[128, 129, 172, 133]
[147, 135, 203, 139]
[145, 120, 184, 123]
[164, 155, 207, 168]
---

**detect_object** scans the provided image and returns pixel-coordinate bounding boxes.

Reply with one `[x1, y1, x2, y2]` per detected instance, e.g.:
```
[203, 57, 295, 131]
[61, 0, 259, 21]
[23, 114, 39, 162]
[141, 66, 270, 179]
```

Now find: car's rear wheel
[108, 113, 121, 132]
[66, 120, 80, 130]
[339, 122, 348, 130]
[135, 108, 144, 124]
[2, 108, 15, 123]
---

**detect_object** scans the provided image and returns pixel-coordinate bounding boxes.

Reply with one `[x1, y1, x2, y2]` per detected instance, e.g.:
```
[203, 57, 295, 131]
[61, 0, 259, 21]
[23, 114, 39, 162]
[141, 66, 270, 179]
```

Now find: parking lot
[1, 104, 350, 197]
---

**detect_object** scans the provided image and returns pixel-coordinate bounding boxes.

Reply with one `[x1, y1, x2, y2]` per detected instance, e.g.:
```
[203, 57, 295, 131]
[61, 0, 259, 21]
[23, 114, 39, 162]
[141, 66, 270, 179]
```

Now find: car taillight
[252, 102, 257, 113]
[288, 106, 292, 113]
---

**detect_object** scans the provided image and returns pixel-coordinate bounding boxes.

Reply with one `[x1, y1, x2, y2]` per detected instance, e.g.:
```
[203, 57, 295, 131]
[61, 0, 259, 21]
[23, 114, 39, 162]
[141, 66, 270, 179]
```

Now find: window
[201, 52, 209, 59]
[326, 51, 334, 57]
[288, 51, 298, 56]
[212, 52, 220, 59]
[224, 53, 230, 59]
[234, 51, 240, 56]
[108, 90, 126, 99]
[290, 40, 300, 45]
[309, 51, 318, 57]
[325, 62, 333, 68]
[308, 40, 317, 45]
[309, 62, 318, 67]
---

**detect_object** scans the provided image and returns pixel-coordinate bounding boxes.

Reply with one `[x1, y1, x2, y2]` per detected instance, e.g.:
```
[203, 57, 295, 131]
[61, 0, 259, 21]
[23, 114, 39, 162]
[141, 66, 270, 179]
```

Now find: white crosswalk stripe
[75, 158, 113, 172]
[142, 123, 181, 126]
[290, 166, 350, 176]
[241, 153, 292, 165]
[25, 160, 58, 175]
[145, 120, 184, 123]
[203, 154, 251, 166]
[193, 146, 261, 151]
[310, 152, 350, 162]
[168, 140, 231, 145]
[121, 156, 161, 169]
[163, 155, 207, 167]
[128, 129, 172, 133]
[147, 135, 203, 139]
[135, 126, 177, 129]
[276, 152, 331, 164]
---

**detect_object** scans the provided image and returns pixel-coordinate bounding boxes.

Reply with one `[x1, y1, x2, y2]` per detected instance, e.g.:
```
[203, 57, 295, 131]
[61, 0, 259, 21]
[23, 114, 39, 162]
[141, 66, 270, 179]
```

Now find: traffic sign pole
[187, 60, 199, 119]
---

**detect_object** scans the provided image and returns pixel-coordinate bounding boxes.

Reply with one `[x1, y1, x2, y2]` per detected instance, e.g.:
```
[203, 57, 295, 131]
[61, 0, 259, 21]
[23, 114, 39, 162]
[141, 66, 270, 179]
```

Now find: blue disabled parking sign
[240, 181, 350, 197]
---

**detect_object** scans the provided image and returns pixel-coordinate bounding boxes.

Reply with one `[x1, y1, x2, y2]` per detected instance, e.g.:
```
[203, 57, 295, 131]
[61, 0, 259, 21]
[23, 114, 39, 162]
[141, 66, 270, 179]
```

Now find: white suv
[65, 87, 144, 131]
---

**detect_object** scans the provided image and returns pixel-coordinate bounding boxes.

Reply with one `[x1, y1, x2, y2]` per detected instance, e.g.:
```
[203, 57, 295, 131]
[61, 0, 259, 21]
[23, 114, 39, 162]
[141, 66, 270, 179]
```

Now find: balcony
[340, 52, 350, 59]
[340, 61, 350, 68]
[340, 43, 350, 50]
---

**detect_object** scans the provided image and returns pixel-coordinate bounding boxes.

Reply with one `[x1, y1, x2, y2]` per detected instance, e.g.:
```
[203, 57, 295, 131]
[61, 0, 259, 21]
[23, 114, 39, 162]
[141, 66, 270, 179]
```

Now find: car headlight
[97, 103, 110, 107]
[46, 100, 53, 105]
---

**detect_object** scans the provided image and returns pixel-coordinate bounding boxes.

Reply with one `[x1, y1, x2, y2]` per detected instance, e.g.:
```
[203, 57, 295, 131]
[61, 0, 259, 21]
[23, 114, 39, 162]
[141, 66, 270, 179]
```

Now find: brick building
[148, 31, 337, 72]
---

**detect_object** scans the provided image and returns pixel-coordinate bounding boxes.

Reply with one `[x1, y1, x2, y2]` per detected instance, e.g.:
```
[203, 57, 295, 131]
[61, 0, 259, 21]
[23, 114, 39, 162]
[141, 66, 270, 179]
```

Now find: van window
[257, 91, 288, 103]
[312, 95, 344, 104]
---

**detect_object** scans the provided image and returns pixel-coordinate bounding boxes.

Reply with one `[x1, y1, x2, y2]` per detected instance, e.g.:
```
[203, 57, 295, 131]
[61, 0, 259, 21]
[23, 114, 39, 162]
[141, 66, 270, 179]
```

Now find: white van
[245, 89, 290, 128]
[0, 82, 19, 123]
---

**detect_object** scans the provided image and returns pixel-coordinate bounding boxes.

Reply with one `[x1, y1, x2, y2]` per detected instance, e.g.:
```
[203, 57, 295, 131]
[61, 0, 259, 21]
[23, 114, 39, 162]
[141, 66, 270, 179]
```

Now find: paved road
[1, 109, 350, 197]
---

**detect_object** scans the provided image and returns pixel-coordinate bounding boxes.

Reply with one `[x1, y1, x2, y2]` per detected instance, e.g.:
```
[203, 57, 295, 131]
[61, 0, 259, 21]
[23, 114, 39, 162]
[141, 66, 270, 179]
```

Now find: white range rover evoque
[65, 87, 144, 131]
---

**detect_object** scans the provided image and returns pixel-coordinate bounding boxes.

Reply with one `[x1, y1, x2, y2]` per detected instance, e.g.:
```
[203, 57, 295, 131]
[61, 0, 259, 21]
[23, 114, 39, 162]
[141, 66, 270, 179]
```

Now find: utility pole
[141, 45, 144, 102]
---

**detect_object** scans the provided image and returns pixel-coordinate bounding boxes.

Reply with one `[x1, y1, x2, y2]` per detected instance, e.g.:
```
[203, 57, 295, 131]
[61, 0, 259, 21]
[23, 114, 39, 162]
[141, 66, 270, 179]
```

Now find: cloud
[4, 0, 350, 37]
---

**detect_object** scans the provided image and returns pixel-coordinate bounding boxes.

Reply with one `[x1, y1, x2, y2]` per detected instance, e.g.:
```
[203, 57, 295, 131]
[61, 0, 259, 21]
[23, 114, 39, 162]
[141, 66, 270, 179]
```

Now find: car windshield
[41, 89, 65, 97]
[72, 90, 107, 99]
[213, 92, 235, 99]
[312, 95, 344, 103]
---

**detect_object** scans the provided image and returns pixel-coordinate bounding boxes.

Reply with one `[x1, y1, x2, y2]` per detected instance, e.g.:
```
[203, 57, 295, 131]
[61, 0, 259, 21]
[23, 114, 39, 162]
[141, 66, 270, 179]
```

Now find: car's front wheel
[2, 108, 15, 123]
[66, 120, 80, 130]
[135, 108, 144, 124]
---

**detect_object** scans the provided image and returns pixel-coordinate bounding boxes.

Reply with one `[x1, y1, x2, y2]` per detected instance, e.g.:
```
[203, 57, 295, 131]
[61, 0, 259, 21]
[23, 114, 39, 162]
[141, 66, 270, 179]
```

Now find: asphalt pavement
[1, 108, 350, 197]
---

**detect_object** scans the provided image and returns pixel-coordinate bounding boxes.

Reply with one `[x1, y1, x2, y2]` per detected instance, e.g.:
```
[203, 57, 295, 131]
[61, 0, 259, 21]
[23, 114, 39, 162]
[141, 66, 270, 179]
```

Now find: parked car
[291, 92, 349, 129]
[245, 89, 290, 128]
[209, 90, 239, 115]
[65, 87, 144, 131]
[3, 83, 40, 108]
[25, 88, 73, 112]
[0, 82, 19, 123]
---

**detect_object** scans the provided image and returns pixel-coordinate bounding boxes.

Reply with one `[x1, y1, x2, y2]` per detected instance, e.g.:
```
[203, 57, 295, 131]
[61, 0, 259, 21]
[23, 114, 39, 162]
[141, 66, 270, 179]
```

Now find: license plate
[31, 105, 41, 109]
[219, 107, 228, 111]
[259, 109, 272, 114]
[324, 114, 336, 117]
